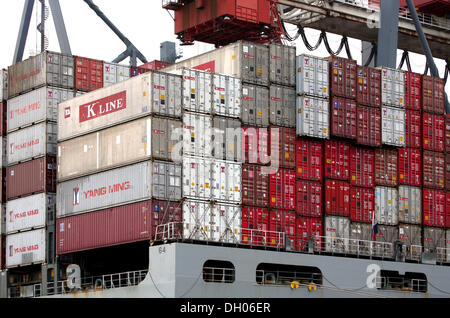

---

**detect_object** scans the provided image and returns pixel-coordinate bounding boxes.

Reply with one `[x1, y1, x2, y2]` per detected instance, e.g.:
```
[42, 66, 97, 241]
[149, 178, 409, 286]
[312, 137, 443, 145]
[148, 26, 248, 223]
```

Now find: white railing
[376, 276, 427, 292]
[255, 269, 322, 286]
[203, 267, 235, 283]
[402, 244, 423, 262]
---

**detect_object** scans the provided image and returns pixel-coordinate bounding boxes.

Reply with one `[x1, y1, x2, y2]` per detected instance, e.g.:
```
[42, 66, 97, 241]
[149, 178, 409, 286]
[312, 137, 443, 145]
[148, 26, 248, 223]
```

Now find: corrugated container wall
[8, 51, 74, 99]
[211, 203, 242, 244]
[0, 102, 6, 136]
[324, 140, 350, 181]
[152, 117, 182, 161]
[350, 147, 374, 188]
[374, 186, 398, 226]
[447, 193, 450, 228]
[422, 188, 445, 227]
[381, 106, 405, 147]
[350, 187, 374, 223]
[182, 200, 213, 241]
[183, 112, 213, 158]
[325, 180, 350, 217]
[373, 225, 397, 258]
[398, 224, 422, 260]
[331, 97, 357, 139]
[182, 157, 212, 201]
[242, 164, 269, 207]
[74, 56, 103, 92]
[398, 185, 422, 225]
[269, 210, 296, 247]
[7, 156, 56, 200]
[324, 216, 350, 253]
[296, 180, 322, 217]
[242, 84, 269, 127]
[329, 56, 357, 99]
[405, 110, 421, 148]
[58, 72, 182, 141]
[6, 228, 46, 268]
[375, 149, 398, 187]
[380, 67, 405, 108]
[56, 161, 152, 218]
[269, 44, 296, 87]
[152, 161, 182, 201]
[269, 85, 296, 127]
[422, 75, 445, 114]
[356, 105, 381, 147]
[446, 115, 450, 153]
[241, 207, 270, 246]
[181, 69, 212, 114]
[6, 194, 56, 234]
[103, 62, 130, 88]
[211, 160, 242, 204]
[163, 41, 269, 86]
[296, 217, 322, 252]
[446, 154, 450, 190]
[269, 126, 295, 169]
[296, 139, 322, 181]
[423, 227, 446, 256]
[0, 70, 7, 101]
[422, 113, 445, 152]
[7, 86, 74, 132]
[404, 71, 421, 111]
[423, 151, 445, 189]
[212, 74, 241, 118]
[349, 223, 371, 255]
[269, 168, 295, 211]
[296, 55, 329, 98]
[242, 126, 269, 165]
[356, 66, 381, 107]
[56, 200, 152, 255]
[212, 117, 241, 162]
[7, 122, 57, 166]
[296, 96, 329, 139]
[151, 200, 182, 237]
[57, 117, 152, 181]
[398, 148, 422, 187]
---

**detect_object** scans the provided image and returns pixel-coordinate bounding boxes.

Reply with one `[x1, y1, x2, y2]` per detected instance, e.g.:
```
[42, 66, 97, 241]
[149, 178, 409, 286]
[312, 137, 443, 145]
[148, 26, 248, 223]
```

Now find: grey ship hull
[44, 243, 450, 298]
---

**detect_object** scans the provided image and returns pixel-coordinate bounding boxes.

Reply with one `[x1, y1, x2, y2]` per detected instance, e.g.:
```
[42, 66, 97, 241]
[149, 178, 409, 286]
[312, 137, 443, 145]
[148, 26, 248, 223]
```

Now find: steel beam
[13, 0, 35, 64]
[376, 0, 400, 68]
[48, 0, 72, 55]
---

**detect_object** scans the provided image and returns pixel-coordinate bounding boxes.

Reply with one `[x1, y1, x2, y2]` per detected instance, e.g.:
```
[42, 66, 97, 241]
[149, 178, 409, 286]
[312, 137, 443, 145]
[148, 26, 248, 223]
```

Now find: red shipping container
[296, 139, 322, 181]
[375, 149, 398, 187]
[130, 66, 150, 77]
[269, 168, 296, 210]
[423, 151, 445, 190]
[269, 126, 295, 169]
[329, 56, 357, 99]
[356, 105, 381, 147]
[56, 200, 153, 254]
[241, 207, 271, 246]
[405, 110, 421, 149]
[242, 126, 269, 165]
[350, 187, 375, 223]
[330, 97, 357, 139]
[350, 146, 375, 188]
[295, 180, 322, 217]
[242, 164, 269, 207]
[152, 200, 183, 237]
[6, 156, 56, 200]
[404, 71, 422, 111]
[445, 114, 450, 153]
[75, 56, 103, 92]
[324, 140, 350, 181]
[422, 75, 445, 115]
[356, 66, 381, 107]
[446, 193, 450, 228]
[140, 60, 173, 71]
[295, 217, 322, 252]
[325, 180, 350, 216]
[423, 113, 445, 152]
[423, 188, 446, 228]
[269, 210, 296, 247]
[446, 154, 450, 190]
[398, 148, 422, 187]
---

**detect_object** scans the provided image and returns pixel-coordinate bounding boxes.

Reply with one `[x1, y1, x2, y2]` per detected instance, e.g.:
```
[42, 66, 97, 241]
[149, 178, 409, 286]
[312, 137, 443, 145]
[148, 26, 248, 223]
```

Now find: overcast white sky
[0, 0, 448, 94]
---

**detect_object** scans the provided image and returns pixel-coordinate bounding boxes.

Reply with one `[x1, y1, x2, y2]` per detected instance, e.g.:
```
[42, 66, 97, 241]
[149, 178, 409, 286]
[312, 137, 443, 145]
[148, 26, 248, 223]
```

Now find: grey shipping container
[349, 222, 371, 256]
[152, 117, 182, 161]
[212, 116, 242, 162]
[8, 51, 74, 99]
[152, 161, 182, 201]
[269, 44, 296, 87]
[269, 85, 296, 128]
[57, 161, 152, 217]
[163, 40, 269, 86]
[423, 227, 445, 256]
[373, 225, 397, 258]
[398, 186, 422, 225]
[7, 122, 57, 166]
[374, 186, 398, 226]
[0, 69, 7, 101]
[324, 216, 350, 254]
[398, 224, 422, 261]
[242, 84, 269, 127]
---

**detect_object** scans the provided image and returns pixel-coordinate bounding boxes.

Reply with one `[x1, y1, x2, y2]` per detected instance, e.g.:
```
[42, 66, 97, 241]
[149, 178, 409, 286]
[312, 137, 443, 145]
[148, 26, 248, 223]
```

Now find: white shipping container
[6, 194, 56, 234]
[163, 40, 269, 86]
[212, 74, 241, 118]
[380, 67, 405, 108]
[324, 216, 350, 253]
[183, 112, 213, 157]
[7, 122, 57, 166]
[269, 44, 296, 87]
[0, 69, 7, 101]
[183, 200, 213, 241]
[381, 106, 405, 147]
[211, 203, 241, 244]
[269, 85, 296, 127]
[296, 55, 329, 98]
[7, 86, 74, 132]
[57, 117, 151, 181]
[398, 186, 422, 225]
[211, 160, 242, 204]
[58, 72, 182, 141]
[57, 161, 152, 217]
[103, 62, 130, 87]
[374, 186, 398, 226]
[181, 69, 212, 114]
[182, 156, 213, 201]
[296, 96, 329, 139]
[6, 228, 46, 268]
